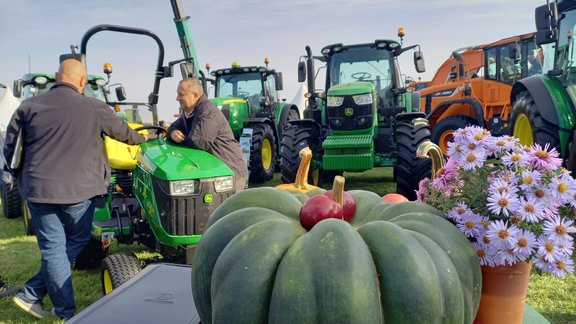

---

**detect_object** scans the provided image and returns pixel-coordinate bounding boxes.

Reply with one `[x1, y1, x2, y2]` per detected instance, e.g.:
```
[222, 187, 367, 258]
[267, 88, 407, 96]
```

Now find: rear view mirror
[535, 2, 558, 44]
[115, 86, 127, 102]
[13, 80, 23, 98]
[298, 61, 306, 82]
[59, 53, 86, 66]
[180, 62, 196, 79]
[275, 72, 284, 91]
[414, 51, 426, 73]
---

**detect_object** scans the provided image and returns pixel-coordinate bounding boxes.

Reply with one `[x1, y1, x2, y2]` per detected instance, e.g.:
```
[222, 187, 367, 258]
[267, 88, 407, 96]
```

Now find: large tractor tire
[249, 123, 276, 183]
[101, 252, 141, 295]
[1, 182, 22, 219]
[509, 91, 559, 150]
[74, 239, 108, 270]
[22, 200, 35, 236]
[394, 117, 433, 201]
[278, 107, 300, 140]
[431, 116, 477, 154]
[279, 123, 337, 187]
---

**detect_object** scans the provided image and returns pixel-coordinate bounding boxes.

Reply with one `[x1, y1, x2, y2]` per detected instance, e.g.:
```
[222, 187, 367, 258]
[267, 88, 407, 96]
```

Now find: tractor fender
[426, 98, 486, 128]
[510, 75, 560, 128]
[243, 118, 276, 136]
[285, 118, 322, 136]
[278, 104, 300, 126]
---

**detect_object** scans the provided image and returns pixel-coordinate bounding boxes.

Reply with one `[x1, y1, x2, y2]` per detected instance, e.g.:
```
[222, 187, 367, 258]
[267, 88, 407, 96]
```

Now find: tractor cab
[13, 73, 107, 101]
[208, 59, 283, 133]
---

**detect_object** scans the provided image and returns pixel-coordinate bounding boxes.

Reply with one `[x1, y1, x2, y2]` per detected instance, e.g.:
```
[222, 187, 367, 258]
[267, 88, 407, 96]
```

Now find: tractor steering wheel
[351, 72, 372, 81]
[134, 125, 167, 137]
[237, 91, 250, 98]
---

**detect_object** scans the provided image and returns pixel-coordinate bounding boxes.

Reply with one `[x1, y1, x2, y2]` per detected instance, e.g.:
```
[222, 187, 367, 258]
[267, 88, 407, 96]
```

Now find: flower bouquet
[417, 126, 575, 277]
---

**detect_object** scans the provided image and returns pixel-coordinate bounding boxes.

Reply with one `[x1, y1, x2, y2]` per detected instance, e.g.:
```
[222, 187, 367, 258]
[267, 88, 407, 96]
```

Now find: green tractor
[206, 59, 300, 183]
[279, 34, 430, 200]
[69, 23, 236, 294]
[509, 0, 576, 172]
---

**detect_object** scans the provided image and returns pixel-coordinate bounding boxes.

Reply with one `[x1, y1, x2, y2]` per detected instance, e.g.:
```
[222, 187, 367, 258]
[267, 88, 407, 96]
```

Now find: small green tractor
[69, 22, 236, 295]
[280, 32, 430, 200]
[206, 59, 300, 183]
[509, 0, 576, 173]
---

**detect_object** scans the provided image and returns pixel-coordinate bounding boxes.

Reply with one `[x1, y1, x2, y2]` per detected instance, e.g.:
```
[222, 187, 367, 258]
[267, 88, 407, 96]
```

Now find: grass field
[0, 168, 575, 323]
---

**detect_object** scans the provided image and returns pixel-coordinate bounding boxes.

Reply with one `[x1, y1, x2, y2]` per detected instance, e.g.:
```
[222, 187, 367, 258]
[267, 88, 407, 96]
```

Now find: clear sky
[0, 0, 544, 122]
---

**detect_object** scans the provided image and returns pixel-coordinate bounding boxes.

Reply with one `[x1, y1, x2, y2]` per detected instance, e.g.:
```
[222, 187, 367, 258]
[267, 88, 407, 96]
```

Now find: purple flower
[529, 143, 563, 170]
[516, 197, 545, 223]
[549, 254, 574, 278]
[512, 229, 537, 260]
[486, 220, 519, 249]
[487, 191, 519, 217]
[542, 216, 576, 245]
[456, 212, 484, 238]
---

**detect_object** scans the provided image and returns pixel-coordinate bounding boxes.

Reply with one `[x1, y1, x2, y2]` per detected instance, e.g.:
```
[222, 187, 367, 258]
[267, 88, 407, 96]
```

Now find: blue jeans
[21, 199, 95, 320]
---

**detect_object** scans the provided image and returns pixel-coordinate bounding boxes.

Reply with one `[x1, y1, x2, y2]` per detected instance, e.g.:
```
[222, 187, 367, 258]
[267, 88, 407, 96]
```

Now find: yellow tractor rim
[513, 114, 534, 146]
[262, 138, 272, 170]
[103, 269, 113, 294]
[438, 130, 455, 155]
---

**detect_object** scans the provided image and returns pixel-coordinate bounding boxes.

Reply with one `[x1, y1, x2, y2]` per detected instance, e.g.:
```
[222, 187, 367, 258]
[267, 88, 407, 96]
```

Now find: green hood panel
[137, 140, 234, 181]
[327, 82, 375, 96]
[209, 97, 249, 137]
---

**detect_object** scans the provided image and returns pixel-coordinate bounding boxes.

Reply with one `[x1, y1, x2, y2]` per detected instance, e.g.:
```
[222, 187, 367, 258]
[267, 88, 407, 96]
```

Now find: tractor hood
[136, 140, 234, 181]
[327, 82, 375, 96]
[209, 97, 249, 138]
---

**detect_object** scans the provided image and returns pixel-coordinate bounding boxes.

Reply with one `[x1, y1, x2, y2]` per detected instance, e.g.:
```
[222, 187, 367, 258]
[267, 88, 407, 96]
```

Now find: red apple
[299, 194, 344, 230]
[382, 193, 409, 203]
[323, 190, 356, 222]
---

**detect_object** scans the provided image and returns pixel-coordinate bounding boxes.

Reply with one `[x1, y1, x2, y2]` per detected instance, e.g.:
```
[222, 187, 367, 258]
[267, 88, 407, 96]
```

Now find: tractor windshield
[21, 79, 106, 101]
[556, 7, 576, 98]
[328, 47, 394, 92]
[216, 72, 264, 100]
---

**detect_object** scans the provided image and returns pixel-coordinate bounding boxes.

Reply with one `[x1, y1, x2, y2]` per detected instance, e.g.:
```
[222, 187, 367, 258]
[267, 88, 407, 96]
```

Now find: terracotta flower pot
[474, 261, 532, 324]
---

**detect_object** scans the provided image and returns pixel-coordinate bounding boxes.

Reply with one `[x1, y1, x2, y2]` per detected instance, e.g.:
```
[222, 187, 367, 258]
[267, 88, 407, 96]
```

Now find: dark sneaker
[0, 282, 21, 297]
[13, 293, 52, 319]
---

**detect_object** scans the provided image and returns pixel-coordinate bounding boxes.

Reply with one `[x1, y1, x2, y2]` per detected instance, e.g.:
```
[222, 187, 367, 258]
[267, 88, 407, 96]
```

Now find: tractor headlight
[170, 180, 198, 196]
[352, 93, 373, 105]
[214, 176, 234, 193]
[327, 96, 344, 107]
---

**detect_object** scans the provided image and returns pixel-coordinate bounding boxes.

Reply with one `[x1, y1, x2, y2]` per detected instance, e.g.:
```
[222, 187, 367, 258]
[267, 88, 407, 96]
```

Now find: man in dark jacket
[167, 78, 247, 192]
[2, 59, 156, 320]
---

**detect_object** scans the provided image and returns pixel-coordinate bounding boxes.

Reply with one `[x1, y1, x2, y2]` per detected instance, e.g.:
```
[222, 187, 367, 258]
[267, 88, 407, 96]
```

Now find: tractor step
[322, 135, 374, 171]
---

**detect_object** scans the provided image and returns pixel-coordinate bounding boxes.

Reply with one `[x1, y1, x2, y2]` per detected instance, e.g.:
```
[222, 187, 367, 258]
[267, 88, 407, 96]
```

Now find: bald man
[168, 78, 247, 192]
[3, 59, 156, 320]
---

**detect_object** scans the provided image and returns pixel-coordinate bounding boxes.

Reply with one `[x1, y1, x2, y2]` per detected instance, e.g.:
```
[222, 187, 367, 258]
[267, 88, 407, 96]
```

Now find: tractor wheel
[509, 91, 559, 150]
[22, 200, 35, 236]
[101, 252, 141, 295]
[431, 116, 477, 154]
[1, 182, 22, 219]
[279, 123, 335, 187]
[278, 108, 300, 140]
[74, 239, 108, 270]
[249, 124, 276, 183]
[394, 117, 432, 201]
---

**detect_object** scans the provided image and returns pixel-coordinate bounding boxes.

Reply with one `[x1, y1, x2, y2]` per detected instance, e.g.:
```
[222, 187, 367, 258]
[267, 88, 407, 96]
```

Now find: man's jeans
[21, 199, 95, 319]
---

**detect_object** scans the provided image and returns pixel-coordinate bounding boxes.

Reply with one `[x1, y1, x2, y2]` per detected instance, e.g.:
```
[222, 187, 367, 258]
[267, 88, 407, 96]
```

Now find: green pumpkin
[192, 188, 481, 324]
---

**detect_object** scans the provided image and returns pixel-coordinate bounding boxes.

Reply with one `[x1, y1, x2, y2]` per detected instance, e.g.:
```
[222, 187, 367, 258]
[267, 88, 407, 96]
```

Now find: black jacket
[3, 83, 145, 204]
[167, 95, 247, 178]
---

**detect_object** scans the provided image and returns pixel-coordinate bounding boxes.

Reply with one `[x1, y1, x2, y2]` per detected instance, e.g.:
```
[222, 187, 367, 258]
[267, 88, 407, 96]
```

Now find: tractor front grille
[152, 179, 233, 236]
[326, 96, 373, 131]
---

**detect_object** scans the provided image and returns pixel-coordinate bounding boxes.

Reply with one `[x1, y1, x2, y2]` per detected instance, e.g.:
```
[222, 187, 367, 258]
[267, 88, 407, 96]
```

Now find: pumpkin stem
[331, 175, 345, 208]
[416, 141, 445, 180]
[295, 147, 313, 189]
